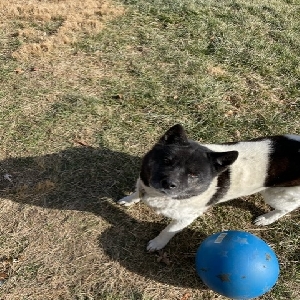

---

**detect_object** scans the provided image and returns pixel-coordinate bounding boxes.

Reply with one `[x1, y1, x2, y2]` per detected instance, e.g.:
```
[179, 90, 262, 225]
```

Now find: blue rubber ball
[195, 231, 279, 299]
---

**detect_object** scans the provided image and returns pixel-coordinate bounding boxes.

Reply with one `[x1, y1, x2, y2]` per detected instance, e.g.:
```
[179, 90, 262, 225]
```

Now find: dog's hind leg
[254, 187, 300, 226]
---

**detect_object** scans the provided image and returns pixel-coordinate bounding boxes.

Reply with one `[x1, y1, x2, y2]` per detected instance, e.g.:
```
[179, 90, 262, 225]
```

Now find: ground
[0, 0, 299, 299]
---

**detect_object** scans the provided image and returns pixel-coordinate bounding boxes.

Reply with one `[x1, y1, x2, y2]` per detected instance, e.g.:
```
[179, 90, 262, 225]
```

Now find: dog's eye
[164, 158, 173, 165]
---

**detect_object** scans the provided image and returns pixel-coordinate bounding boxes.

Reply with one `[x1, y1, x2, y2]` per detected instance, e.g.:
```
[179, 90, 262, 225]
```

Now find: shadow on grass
[0, 146, 283, 290]
[0, 145, 208, 289]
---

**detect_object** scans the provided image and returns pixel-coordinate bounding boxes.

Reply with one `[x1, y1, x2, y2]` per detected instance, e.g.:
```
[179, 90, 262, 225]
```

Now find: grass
[0, 0, 299, 299]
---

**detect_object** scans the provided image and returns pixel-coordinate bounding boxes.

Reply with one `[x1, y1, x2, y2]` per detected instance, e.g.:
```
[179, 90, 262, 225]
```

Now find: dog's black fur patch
[206, 169, 231, 206]
[265, 136, 300, 187]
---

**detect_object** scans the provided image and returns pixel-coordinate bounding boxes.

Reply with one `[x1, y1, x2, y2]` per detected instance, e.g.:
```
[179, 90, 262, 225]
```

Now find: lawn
[0, 0, 299, 299]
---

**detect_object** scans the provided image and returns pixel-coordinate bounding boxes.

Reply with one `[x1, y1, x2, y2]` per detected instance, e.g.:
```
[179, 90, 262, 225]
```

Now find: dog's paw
[147, 236, 168, 252]
[118, 194, 140, 206]
[254, 216, 270, 226]
[254, 211, 282, 226]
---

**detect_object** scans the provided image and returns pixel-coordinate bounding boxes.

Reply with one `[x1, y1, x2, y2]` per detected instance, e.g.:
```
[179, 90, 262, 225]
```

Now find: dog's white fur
[119, 135, 300, 251]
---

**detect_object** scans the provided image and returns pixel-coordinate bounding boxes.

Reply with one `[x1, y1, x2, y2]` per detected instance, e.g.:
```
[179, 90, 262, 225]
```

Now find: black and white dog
[118, 124, 300, 251]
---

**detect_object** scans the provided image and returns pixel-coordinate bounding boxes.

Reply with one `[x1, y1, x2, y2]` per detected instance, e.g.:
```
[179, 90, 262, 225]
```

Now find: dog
[118, 124, 300, 251]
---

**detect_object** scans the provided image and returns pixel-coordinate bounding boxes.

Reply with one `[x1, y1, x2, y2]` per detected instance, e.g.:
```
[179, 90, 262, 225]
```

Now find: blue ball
[195, 231, 280, 299]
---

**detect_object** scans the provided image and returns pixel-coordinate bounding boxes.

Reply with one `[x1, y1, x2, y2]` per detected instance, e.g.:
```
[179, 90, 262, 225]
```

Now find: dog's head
[140, 124, 238, 199]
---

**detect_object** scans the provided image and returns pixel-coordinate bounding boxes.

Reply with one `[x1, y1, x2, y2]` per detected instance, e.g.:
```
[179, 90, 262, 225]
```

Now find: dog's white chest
[142, 196, 207, 219]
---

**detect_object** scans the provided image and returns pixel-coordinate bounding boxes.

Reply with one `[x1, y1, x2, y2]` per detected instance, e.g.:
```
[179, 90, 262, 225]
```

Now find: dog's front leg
[147, 217, 196, 251]
[118, 179, 142, 206]
[118, 191, 141, 206]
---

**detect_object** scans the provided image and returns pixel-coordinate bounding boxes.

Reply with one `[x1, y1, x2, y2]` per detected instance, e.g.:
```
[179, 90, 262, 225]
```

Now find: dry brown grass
[0, 0, 123, 60]
[0, 147, 217, 300]
[0, 0, 124, 108]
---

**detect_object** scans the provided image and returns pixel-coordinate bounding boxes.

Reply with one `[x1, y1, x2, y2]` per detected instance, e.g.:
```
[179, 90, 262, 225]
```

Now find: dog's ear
[158, 124, 189, 146]
[209, 151, 239, 173]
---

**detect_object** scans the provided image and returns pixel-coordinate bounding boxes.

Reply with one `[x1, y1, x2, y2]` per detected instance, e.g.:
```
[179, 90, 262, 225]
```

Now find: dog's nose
[161, 179, 177, 189]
